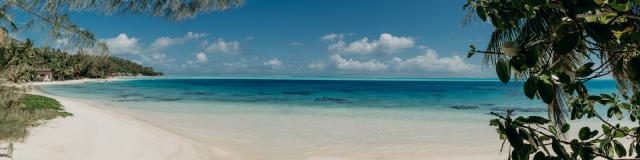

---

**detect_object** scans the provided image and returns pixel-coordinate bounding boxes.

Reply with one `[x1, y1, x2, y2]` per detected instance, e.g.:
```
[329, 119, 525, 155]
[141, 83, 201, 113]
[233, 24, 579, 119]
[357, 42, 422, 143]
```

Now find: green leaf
[552, 139, 571, 159]
[533, 152, 546, 160]
[607, 106, 624, 120]
[552, 23, 580, 55]
[524, 77, 537, 99]
[628, 56, 640, 82]
[610, 0, 632, 12]
[635, 143, 640, 158]
[574, 0, 599, 13]
[576, 62, 595, 77]
[527, 0, 548, 6]
[467, 45, 476, 58]
[490, 119, 501, 126]
[524, 48, 539, 66]
[476, 7, 487, 21]
[523, 116, 550, 124]
[506, 124, 524, 150]
[496, 59, 511, 84]
[583, 22, 615, 43]
[561, 124, 570, 133]
[614, 140, 627, 157]
[536, 75, 555, 104]
[555, 72, 572, 84]
[579, 127, 592, 140]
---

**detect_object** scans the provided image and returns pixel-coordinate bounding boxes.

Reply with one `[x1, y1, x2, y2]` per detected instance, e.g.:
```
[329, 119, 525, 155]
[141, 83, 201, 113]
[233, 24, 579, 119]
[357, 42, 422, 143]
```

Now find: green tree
[465, 0, 640, 159]
[0, 0, 245, 52]
[0, 0, 244, 157]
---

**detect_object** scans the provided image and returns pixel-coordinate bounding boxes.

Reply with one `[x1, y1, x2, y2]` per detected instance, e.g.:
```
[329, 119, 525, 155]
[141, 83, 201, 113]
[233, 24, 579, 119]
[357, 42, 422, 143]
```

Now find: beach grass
[21, 94, 71, 115]
[0, 90, 71, 157]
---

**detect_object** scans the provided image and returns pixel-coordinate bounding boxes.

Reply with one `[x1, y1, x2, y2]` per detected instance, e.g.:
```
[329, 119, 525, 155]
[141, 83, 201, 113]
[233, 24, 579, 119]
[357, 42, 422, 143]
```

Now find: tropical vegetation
[465, 0, 640, 159]
[0, 0, 245, 158]
[0, 91, 70, 158]
[0, 38, 163, 83]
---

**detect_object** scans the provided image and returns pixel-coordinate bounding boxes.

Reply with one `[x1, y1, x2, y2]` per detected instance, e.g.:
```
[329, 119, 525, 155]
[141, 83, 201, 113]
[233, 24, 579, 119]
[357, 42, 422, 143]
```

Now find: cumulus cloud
[150, 32, 206, 50]
[223, 62, 248, 69]
[205, 38, 241, 54]
[196, 52, 208, 63]
[392, 49, 475, 73]
[327, 33, 414, 55]
[321, 33, 344, 42]
[264, 58, 283, 69]
[101, 33, 141, 54]
[330, 54, 388, 71]
[139, 52, 177, 67]
[308, 62, 326, 71]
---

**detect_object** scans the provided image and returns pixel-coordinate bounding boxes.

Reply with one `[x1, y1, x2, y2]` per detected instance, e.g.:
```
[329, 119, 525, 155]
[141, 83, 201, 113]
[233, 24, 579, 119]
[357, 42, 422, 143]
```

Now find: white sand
[7, 80, 508, 160]
[9, 88, 218, 160]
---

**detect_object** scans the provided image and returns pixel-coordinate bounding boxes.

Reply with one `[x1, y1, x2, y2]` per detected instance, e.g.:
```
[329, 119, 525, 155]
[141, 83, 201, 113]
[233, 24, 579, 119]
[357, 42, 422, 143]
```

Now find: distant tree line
[0, 38, 162, 83]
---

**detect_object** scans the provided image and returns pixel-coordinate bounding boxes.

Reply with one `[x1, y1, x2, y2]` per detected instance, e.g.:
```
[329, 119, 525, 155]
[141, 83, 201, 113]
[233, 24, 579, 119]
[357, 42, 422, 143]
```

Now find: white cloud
[196, 52, 208, 63]
[205, 38, 241, 54]
[264, 58, 283, 69]
[321, 33, 344, 42]
[393, 49, 475, 73]
[330, 54, 388, 71]
[328, 33, 414, 55]
[139, 52, 176, 67]
[223, 62, 248, 69]
[308, 62, 326, 71]
[101, 33, 141, 54]
[150, 32, 206, 50]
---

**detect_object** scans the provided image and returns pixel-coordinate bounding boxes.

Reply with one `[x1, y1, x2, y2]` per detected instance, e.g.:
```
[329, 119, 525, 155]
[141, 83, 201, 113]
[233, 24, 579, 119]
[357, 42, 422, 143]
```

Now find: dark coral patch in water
[154, 98, 184, 102]
[449, 105, 478, 109]
[113, 93, 144, 98]
[183, 91, 215, 96]
[113, 99, 148, 102]
[281, 91, 316, 95]
[315, 97, 352, 103]
[490, 107, 546, 113]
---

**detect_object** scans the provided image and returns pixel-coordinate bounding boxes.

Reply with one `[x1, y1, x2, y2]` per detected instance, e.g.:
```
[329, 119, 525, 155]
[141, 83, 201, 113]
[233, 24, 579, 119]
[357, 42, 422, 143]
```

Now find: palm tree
[0, 0, 245, 53]
[464, 0, 640, 127]
[0, 1, 244, 156]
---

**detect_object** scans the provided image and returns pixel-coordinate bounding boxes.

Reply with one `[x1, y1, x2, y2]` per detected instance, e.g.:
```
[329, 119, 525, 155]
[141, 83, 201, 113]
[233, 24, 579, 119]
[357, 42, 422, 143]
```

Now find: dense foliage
[0, 0, 244, 158]
[0, 39, 163, 83]
[0, 0, 244, 52]
[465, 0, 640, 159]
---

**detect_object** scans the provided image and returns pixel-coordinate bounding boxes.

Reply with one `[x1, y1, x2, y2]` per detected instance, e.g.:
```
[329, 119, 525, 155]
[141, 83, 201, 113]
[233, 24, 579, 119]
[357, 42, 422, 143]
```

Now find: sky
[28, 0, 497, 77]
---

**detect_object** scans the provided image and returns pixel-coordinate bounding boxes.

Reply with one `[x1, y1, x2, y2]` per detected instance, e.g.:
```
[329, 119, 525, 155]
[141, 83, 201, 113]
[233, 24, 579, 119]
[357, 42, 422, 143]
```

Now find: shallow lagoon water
[40, 78, 617, 159]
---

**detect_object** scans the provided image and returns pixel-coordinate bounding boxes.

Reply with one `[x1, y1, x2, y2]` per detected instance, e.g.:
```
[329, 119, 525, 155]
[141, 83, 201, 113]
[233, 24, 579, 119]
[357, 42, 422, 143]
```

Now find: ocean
[39, 77, 618, 159]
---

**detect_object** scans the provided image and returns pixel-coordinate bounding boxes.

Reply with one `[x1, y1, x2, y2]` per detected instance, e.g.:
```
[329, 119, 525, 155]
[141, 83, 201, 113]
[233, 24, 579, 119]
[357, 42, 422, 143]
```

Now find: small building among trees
[35, 68, 52, 82]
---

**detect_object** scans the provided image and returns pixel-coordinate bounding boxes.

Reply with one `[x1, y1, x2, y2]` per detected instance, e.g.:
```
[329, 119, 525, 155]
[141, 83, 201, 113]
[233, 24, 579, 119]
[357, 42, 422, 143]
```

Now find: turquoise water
[39, 77, 619, 159]
[41, 77, 616, 115]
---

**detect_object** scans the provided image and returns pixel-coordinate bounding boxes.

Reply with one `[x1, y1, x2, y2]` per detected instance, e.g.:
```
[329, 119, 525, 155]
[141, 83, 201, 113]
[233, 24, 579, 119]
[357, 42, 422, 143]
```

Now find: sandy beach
[6, 79, 511, 160]
[9, 80, 216, 160]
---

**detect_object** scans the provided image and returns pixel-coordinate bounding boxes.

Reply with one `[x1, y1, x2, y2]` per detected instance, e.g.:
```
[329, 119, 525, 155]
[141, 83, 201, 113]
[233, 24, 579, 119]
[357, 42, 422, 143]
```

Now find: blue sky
[36, 0, 496, 77]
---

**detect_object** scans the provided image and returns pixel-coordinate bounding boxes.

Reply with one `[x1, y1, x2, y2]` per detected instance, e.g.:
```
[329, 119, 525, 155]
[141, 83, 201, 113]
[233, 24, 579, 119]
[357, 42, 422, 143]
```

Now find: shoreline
[11, 84, 217, 160]
[16, 79, 509, 160]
